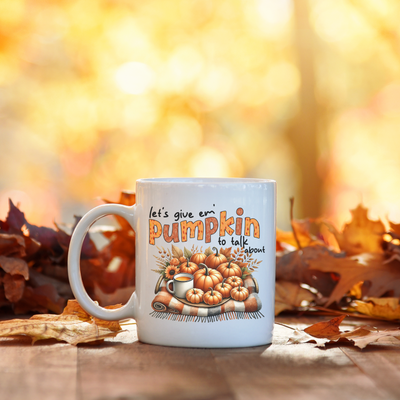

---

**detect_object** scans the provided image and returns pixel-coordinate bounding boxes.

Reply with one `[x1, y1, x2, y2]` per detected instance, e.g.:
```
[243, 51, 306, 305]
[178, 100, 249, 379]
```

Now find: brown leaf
[219, 247, 232, 258]
[14, 284, 66, 315]
[339, 327, 400, 349]
[171, 244, 183, 259]
[61, 298, 92, 321]
[204, 247, 213, 256]
[275, 280, 316, 315]
[293, 315, 400, 349]
[304, 315, 346, 338]
[5, 199, 26, 233]
[276, 245, 340, 296]
[0, 300, 124, 345]
[353, 297, 400, 320]
[0, 256, 29, 279]
[3, 274, 25, 302]
[0, 233, 26, 257]
[28, 268, 73, 299]
[327, 204, 385, 255]
[23, 236, 41, 257]
[308, 253, 400, 306]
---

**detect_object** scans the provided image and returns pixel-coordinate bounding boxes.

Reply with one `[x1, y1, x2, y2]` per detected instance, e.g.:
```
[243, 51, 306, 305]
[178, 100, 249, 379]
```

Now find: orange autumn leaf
[0, 300, 124, 345]
[326, 204, 385, 255]
[219, 247, 232, 259]
[304, 315, 346, 338]
[353, 297, 400, 320]
[308, 253, 400, 306]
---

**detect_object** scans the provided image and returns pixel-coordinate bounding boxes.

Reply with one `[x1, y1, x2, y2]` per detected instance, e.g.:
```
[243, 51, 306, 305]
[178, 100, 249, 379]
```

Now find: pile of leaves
[2, 192, 400, 325]
[276, 200, 400, 321]
[0, 192, 136, 315]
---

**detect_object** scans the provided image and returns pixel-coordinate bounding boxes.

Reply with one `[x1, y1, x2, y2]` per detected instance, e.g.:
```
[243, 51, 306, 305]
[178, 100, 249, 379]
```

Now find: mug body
[133, 178, 276, 348]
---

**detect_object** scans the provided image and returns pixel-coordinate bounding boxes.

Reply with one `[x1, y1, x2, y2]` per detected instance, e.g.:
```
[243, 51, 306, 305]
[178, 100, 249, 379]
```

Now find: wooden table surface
[1, 315, 400, 400]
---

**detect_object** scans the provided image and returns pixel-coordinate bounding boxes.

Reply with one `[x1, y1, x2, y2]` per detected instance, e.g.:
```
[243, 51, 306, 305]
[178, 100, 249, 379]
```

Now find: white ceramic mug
[68, 178, 276, 348]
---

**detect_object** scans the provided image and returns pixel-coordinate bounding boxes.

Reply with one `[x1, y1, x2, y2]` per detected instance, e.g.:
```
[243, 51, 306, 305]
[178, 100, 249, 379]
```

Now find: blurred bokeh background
[1, 0, 400, 230]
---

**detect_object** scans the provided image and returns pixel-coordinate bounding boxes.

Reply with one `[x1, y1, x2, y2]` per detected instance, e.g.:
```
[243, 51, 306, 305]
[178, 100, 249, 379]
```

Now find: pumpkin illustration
[217, 259, 242, 278]
[230, 285, 249, 301]
[169, 258, 180, 266]
[190, 252, 207, 265]
[193, 263, 223, 291]
[204, 247, 227, 269]
[179, 259, 199, 275]
[226, 276, 243, 288]
[203, 287, 223, 305]
[186, 288, 204, 304]
[214, 278, 232, 298]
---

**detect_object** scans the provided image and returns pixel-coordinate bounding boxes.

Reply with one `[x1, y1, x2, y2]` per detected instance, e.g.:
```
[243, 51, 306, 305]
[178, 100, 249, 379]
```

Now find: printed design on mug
[150, 245, 263, 322]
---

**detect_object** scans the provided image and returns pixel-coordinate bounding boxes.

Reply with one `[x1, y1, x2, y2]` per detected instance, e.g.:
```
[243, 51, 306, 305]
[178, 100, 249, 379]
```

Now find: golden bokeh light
[115, 62, 155, 95]
[0, 0, 400, 229]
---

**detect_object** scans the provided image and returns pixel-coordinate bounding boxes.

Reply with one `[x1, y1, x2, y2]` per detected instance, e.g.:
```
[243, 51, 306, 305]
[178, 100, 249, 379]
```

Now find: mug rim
[174, 273, 194, 281]
[137, 177, 275, 185]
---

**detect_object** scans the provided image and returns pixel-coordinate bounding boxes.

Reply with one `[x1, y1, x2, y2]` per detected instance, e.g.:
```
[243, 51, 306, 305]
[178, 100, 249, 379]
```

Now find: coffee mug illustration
[68, 178, 276, 348]
[166, 273, 194, 298]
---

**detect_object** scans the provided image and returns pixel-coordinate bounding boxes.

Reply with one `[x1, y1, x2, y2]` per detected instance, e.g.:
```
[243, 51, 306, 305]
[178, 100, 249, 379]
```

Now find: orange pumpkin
[186, 288, 204, 304]
[230, 285, 249, 301]
[179, 259, 199, 275]
[190, 252, 207, 265]
[193, 263, 223, 291]
[205, 247, 227, 269]
[226, 276, 243, 288]
[214, 278, 232, 298]
[217, 259, 242, 278]
[203, 287, 223, 305]
[169, 258, 180, 266]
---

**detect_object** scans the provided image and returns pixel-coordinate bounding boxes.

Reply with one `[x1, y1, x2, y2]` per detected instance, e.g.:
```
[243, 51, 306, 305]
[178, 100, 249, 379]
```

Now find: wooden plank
[342, 346, 400, 400]
[1, 315, 399, 400]
[209, 319, 389, 400]
[0, 338, 77, 400]
[77, 326, 233, 400]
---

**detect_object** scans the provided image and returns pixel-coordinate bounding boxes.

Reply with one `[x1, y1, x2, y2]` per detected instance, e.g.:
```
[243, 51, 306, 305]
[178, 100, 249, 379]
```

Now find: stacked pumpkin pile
[171, 247, 249, 306]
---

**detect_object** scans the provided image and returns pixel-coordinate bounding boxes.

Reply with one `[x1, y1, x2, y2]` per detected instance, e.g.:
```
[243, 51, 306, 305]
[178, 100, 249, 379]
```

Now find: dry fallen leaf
[352, 297, 400, 320]
[276, 245, 340, 297]
[326, 204, 385, 256]
[308, 253, 400, 306]
[275, 280, 316, 315]
[0, 300, 124, 345]
[289, 315, 400, 349]
[304, 315, 346, 338]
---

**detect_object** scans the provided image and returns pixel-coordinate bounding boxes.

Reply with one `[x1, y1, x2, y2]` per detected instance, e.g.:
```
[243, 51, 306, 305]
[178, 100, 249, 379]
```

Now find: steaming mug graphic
[68, 178, 276, 348]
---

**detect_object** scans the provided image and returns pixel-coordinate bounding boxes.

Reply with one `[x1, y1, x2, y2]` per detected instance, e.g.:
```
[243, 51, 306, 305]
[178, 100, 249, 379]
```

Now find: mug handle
[166, 280, 174, 295]
[68, 203, 136, 321]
